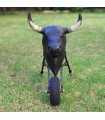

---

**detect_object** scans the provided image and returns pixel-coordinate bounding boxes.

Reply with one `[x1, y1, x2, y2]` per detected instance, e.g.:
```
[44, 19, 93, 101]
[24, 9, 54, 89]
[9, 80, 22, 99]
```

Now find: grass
[0, 12, 105, 112]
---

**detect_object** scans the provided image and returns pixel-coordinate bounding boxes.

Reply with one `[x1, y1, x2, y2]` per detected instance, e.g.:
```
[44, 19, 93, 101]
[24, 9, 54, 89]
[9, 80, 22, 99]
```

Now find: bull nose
[48, 46, 61, 54]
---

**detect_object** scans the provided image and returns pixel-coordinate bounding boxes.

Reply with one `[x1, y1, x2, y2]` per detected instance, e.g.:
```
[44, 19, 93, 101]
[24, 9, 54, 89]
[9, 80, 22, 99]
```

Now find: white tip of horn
[68, 13, 82, 32]
[70, 20, 82, 31]
[28, 13, 43, 33]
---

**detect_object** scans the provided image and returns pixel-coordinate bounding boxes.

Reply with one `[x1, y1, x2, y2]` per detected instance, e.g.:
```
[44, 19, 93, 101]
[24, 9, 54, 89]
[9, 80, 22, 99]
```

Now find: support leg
[65, 55, 72, 76]
[60, 67, 64, 92]
[47, 68, 50, 92]
[45, 68, 50, 93]
[40, 57, 45, 75]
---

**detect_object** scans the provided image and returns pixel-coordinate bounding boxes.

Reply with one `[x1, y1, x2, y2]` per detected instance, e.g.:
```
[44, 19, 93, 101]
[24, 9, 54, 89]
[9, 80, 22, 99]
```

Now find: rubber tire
[50, 77, 60, 106]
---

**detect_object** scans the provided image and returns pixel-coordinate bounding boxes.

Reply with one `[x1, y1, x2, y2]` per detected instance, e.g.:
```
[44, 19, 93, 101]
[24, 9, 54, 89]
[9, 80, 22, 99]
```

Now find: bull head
[28, 13, 82, 76]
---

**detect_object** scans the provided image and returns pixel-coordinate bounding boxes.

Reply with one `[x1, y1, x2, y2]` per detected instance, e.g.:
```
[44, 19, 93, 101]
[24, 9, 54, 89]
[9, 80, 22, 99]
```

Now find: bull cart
[27, 13, 82, 106]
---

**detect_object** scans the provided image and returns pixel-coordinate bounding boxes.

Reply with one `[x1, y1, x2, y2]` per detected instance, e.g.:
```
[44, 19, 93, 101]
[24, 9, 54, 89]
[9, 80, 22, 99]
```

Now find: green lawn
[0, 13, 105, 112]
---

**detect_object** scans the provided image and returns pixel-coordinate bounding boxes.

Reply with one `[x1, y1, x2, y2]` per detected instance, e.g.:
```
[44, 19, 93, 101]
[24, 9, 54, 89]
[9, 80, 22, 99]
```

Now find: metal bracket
[48, 67, 50, 91]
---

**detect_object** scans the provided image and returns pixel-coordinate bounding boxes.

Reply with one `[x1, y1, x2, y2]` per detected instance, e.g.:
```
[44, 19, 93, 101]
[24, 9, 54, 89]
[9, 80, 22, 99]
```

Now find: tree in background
[0, 7, 105, 14]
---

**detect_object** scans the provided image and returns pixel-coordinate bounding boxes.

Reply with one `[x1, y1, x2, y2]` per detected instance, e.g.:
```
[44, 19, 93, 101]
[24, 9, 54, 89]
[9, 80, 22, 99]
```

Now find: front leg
[65, 55, 72, 76]
[40, 57, 45, 75]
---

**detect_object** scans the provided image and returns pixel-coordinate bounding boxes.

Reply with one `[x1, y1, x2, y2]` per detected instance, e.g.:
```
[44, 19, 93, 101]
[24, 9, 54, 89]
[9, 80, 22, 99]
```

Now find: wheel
[50, 77, 60, 106]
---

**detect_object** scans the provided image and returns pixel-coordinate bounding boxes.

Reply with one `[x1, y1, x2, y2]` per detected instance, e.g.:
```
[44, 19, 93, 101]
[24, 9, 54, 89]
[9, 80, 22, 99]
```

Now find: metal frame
[40, 55, 72, 93]
[48, 67, 50, 92]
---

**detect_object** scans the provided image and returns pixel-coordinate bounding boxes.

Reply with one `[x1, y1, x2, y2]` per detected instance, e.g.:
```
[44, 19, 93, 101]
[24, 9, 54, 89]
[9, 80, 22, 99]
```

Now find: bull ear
[64, 13, 82, 34]
[27, 13, 44, 33]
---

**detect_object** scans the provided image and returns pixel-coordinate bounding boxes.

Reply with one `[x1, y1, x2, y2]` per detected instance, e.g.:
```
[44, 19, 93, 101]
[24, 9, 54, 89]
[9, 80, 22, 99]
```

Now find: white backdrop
[0, 0, 105, 7]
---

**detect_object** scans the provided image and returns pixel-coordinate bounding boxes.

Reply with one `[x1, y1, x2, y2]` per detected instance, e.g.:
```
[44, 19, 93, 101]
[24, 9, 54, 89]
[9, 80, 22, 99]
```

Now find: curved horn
[64, 13, 82, 33]
[27, 13, 43, 33]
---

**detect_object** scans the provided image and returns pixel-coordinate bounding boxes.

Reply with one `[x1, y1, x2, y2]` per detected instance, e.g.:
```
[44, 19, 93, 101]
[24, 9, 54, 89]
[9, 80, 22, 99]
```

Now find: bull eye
[58, 46, 61, 52]
[48, 47, 52, 53]
[44, 34, 47, 39]
[59, 46, 61, 50]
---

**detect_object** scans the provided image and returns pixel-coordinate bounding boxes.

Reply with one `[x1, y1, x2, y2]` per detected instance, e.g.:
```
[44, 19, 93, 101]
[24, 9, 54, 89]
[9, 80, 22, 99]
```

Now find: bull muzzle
[48, 46, 61, 55]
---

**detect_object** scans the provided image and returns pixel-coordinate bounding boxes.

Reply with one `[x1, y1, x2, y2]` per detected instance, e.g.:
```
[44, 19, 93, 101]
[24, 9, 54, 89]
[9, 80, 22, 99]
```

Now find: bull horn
[27, 13, 43, 33]
[65, 13, 82, 33]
